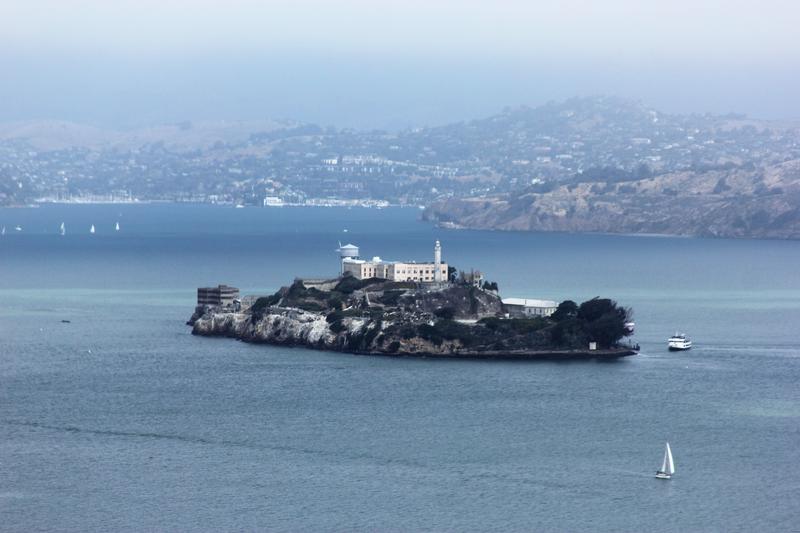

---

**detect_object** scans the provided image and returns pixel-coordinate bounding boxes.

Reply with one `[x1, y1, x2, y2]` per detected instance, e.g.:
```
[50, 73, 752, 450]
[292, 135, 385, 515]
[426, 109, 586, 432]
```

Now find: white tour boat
[655, 442, 675, 479]
[668, 333, 692, 351]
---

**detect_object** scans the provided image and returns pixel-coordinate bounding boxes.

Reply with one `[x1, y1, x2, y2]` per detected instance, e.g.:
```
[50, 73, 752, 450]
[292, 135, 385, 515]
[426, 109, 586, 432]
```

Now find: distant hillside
[425, 159, 800, 239]
[2, 96, 800, 239]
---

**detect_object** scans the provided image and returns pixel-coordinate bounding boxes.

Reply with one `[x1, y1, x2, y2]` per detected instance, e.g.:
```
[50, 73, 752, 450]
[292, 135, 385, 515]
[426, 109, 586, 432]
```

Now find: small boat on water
[115, 221, 120, 231]
[1, 226, 5, 235]
[14, 225, 22, 232]
[655, 442, 675, 479]
[668, 333, 692, 351]
[89, 224, 96, 234]
[59, 222, 66, 236]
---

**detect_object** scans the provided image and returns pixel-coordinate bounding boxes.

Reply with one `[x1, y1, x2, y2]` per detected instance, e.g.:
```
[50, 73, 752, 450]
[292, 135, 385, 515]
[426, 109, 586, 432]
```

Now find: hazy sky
[1, 0, 798, 128]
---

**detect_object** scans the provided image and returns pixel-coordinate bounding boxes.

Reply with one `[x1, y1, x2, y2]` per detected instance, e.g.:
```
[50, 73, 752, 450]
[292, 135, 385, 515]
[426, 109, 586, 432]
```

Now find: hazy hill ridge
[2, 96, 799, 238]
[424, 160, 800, 239]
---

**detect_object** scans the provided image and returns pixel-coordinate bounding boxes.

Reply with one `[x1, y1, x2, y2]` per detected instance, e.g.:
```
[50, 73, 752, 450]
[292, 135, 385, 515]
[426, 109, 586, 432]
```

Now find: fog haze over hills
[1, 0, 799, 128]
[2, 52, 799, 130]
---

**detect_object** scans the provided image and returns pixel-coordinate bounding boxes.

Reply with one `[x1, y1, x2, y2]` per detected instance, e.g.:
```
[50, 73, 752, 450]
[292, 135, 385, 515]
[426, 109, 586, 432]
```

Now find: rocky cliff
[188, 278, 637, 360]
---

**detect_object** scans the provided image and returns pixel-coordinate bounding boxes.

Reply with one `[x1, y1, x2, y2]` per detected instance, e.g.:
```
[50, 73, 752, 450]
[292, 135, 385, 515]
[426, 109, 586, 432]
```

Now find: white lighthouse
[433, 240, 442, 282]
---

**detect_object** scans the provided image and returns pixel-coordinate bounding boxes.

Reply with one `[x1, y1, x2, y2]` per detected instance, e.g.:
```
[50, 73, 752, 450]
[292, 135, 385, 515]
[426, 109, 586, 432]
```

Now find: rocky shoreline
[188, 277, 638, 361]
[189, 307, 636, 360]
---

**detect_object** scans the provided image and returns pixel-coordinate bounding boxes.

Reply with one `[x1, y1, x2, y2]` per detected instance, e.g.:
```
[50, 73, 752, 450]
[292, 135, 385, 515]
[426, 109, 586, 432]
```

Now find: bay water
[1, 204, 799, 531]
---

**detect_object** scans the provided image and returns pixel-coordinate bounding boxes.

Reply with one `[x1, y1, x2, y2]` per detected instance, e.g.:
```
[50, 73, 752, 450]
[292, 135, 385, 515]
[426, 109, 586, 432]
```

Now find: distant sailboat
[115, 221, 120, 231]
[1, 226, 5, 236]
[59, 222, 66, 236]
[89, 224, 96, 234]
[655, 442, 675, 479]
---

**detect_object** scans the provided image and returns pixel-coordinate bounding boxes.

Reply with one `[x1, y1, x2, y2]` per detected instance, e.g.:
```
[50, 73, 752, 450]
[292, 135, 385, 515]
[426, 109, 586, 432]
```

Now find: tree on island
[550, 297, 631, 348]
[447, 266, 458, 282]
[482, 281, 499, 292]
[551, 300, 578, 322]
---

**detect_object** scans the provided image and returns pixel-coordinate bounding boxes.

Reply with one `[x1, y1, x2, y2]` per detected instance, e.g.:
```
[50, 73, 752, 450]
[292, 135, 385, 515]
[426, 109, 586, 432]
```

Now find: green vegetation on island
[192, 275, 636, 359]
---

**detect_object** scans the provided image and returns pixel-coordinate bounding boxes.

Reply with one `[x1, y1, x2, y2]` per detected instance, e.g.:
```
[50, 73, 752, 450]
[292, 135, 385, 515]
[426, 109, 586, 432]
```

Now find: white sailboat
[89, 224, 96, 234]
[1, 226, 5, 236]
[655, 442, 675, 479]
[59, 222, 66, 236]
[115, 221, 120, 231]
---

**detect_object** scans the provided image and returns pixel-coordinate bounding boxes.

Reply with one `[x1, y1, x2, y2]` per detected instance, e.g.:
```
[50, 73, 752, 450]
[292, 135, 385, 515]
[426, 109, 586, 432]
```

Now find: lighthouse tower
[433, 240, 442, 282]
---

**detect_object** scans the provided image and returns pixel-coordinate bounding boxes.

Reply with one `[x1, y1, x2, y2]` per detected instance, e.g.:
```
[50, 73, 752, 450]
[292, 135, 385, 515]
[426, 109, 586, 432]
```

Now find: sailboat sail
[90, 224, 95, 234]
[666, 443, 675, 474]
[60, 222, 65, 235]
[115, 222, 120, 231]
[661, 443, 675, 475]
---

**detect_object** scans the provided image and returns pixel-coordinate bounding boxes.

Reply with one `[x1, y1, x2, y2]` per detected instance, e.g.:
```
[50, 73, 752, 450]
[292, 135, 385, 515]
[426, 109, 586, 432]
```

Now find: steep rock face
[193, 308, 337, 347]
[190, 307, 452, 356]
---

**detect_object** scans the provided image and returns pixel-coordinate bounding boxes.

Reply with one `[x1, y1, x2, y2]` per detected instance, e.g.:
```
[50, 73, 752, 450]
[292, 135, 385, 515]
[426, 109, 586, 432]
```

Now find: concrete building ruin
[197, 285, 240, 307]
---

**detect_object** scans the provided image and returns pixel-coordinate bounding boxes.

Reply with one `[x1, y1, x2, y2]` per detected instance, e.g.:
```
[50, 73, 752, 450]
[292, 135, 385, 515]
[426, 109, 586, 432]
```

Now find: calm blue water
[1, 204, 799, 532]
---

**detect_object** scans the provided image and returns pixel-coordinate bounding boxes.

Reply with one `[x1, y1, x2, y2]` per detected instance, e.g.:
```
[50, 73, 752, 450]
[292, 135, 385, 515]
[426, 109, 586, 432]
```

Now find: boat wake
[2, 419, 432, 470]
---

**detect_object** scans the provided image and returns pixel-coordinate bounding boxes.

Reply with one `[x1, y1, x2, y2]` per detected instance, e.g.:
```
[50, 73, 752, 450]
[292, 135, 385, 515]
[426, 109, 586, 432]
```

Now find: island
[188, 242, 637, 360]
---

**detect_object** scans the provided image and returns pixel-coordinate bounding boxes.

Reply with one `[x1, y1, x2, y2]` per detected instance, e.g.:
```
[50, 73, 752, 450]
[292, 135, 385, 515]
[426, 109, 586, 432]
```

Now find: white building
[263, 196, 284, 207]
[502, 298, 559, 318]
[338, 241, 447, 283]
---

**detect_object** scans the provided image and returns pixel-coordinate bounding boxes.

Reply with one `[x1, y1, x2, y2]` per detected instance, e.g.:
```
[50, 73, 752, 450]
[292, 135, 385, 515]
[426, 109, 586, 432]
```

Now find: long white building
[337, 241, 448, 283]
[502, 298, 558, 318]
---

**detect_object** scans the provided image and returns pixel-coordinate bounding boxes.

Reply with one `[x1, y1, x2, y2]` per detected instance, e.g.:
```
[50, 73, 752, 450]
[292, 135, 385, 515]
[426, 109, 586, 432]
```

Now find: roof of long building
[502, 298, 558, 308]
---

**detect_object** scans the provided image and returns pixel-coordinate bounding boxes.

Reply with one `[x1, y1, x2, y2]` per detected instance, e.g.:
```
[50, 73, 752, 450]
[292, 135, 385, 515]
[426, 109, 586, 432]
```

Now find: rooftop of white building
[502, 298, 559, 308]
[342, 256, 439, 265]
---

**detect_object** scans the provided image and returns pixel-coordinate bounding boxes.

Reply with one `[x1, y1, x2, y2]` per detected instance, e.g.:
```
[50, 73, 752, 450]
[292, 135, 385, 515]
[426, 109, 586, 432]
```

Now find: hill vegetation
[3, 96, 799, 240]
[193, 277, 635, 358]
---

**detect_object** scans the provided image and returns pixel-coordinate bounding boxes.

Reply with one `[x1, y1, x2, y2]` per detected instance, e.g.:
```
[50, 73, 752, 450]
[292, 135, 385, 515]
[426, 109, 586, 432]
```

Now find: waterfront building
[263, 196, 284, 207]
[339, 241, 448, 283]
[502, 298, 558, 318]
[197, 285, 240, 307]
